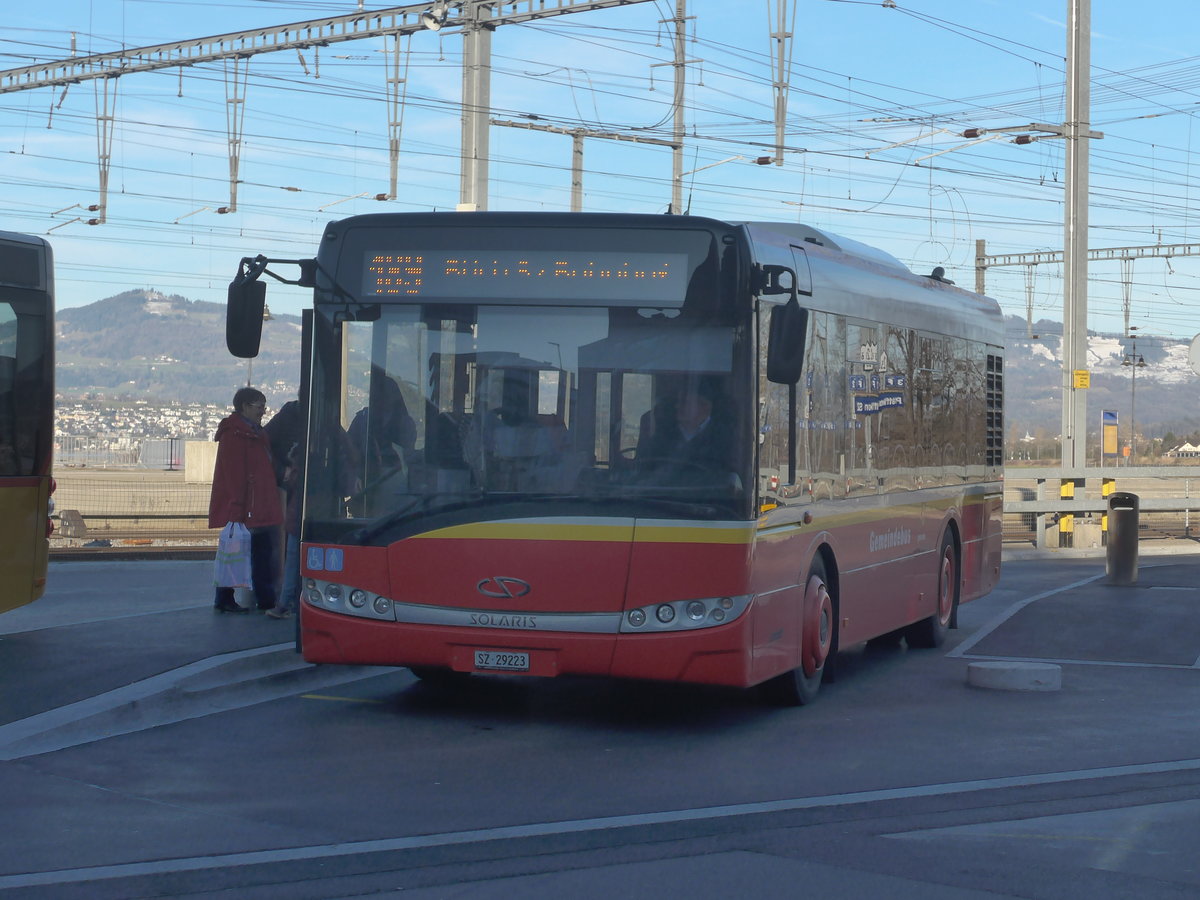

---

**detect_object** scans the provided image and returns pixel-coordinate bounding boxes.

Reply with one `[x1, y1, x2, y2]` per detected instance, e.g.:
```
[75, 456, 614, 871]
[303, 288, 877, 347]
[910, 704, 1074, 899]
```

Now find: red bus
[228, 212, 1003, 704]
[0, 231, 55, 614]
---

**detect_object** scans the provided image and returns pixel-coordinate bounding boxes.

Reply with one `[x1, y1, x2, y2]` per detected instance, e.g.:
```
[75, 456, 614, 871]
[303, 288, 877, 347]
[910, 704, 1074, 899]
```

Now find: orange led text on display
[366, 253, 674, 295]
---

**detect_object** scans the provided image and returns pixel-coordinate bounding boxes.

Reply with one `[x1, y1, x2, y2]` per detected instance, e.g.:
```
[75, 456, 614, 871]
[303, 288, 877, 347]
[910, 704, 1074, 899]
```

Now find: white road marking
[3, 757, 1200, 889]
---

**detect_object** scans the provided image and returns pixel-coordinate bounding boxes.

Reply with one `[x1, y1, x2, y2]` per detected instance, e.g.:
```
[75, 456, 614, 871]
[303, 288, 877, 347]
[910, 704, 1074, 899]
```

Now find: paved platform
[4, 548, 1199, 756]
[0, 562, 287, 725]
[3, 549, 1200, 898]
[953, 559, 1200, 669]
[0, 561, 382, 759]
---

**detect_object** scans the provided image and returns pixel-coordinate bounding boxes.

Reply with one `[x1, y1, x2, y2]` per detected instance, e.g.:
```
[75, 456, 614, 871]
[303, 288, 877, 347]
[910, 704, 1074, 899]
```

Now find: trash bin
[1106, 491, 1139, 585]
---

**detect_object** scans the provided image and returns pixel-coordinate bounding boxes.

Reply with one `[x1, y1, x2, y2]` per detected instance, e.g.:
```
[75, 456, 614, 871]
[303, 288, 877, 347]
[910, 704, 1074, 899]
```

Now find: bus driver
[636, 377, 733, 482]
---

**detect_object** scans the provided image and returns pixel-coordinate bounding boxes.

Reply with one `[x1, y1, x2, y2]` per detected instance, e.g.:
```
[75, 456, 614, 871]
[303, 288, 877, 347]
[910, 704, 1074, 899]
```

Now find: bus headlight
[619, 594, 752, 633]
[305, 578, 397, 621]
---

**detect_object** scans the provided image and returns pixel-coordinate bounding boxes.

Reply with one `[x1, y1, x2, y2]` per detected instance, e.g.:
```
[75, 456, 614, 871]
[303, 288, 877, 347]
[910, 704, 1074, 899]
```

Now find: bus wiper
[351, 490, 729, 544]
[623, 496, 723, 517]
[350, 490, 483, 544]
[530, 492, 723, 518]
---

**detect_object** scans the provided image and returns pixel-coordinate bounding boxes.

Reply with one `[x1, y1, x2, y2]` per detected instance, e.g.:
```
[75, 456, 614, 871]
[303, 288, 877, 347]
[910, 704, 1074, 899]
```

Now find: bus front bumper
[300, 603, 756, 688]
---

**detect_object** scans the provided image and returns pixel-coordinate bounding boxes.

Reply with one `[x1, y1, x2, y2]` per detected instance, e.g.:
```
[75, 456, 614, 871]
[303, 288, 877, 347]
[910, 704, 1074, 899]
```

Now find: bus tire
[761, 556, 835, 707]
[905, 529, 959, 649]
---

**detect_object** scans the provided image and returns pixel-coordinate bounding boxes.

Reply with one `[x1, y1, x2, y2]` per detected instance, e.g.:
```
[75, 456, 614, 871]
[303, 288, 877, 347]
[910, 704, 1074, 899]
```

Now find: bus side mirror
[227, 258, 267, 359]
[758, 263, 795, 296]
[767, 298, 808, 385]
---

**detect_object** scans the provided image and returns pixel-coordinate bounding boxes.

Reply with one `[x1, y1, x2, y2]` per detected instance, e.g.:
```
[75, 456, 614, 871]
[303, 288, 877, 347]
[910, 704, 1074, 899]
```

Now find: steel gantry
[768, 0, 796, 168]
[0, 0, 659, 218]
[976, 238, 1200, 336]
[491, 120, 678, 211]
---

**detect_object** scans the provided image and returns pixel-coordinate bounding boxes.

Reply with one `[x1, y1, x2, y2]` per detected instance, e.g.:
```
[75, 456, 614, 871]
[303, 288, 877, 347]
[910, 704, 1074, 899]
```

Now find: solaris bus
[227, 212, 1003, 704]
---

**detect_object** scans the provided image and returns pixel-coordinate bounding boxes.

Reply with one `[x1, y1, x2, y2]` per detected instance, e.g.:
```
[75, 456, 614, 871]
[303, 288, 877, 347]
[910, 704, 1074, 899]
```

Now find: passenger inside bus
[348, 368, 417, 504]
[466, 370, 571, 492]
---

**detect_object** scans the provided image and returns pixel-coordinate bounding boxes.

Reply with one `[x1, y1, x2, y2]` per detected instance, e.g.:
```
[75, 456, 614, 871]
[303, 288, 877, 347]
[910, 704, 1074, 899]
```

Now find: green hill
[55, 289, 301, 406]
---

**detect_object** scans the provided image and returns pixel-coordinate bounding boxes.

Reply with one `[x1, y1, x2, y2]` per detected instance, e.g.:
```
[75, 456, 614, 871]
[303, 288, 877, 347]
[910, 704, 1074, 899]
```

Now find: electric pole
[1061, 0, 1091, 470]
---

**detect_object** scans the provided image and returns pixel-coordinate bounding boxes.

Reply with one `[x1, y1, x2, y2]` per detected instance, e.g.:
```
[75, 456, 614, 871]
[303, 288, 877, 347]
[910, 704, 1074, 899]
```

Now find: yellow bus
[0, 231, 55, 614]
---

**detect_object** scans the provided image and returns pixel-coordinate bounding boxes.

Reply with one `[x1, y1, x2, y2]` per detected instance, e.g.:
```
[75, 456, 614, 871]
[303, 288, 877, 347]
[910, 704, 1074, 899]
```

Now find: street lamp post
[1122, 331, 1146, 465]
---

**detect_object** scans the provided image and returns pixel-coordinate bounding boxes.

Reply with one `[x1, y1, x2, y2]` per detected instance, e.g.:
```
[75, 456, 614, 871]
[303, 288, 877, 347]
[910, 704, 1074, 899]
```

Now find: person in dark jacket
[208, 387, 284, 613]
[348, 368, 416, 476]
[263, 399, 305, 619]
[263, 399, 306, 619]
[264, 398, 305, 488]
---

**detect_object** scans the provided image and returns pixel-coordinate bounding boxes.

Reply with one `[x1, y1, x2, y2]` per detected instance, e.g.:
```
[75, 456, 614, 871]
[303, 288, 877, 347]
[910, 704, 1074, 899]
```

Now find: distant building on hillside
[1165, 442, 1200, 458]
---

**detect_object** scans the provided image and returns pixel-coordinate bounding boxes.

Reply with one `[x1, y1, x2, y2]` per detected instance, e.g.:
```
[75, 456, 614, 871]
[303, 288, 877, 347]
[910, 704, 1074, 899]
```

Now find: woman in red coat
[209, 387, 284, 613]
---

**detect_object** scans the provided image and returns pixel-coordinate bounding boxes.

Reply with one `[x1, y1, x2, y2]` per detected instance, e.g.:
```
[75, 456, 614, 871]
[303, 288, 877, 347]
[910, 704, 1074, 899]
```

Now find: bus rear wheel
[761, 556, 835, 707]
[905, 530, 959, 649]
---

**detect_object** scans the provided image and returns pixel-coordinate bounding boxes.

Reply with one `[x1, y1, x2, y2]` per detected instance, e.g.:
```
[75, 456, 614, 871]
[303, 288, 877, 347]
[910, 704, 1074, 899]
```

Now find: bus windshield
[0, 301, 51, 478]
[305, 300, 751, 545]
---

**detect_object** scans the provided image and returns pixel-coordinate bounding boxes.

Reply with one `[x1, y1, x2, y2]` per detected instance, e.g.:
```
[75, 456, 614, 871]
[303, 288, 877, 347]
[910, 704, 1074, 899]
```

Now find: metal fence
[1004, 467, 1200, 549]
[50, 466, 1200, 552]
[56, 436, 186, 470]
[53, 468, 213, 549]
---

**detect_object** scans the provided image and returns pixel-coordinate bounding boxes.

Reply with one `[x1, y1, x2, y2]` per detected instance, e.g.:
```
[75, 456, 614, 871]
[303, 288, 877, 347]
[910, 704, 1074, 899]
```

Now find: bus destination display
[364, 250, 689, 302]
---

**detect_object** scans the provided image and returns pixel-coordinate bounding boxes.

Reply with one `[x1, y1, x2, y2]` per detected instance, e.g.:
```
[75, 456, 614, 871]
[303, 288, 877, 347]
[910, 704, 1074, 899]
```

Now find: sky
[4, 0, 1200, 349]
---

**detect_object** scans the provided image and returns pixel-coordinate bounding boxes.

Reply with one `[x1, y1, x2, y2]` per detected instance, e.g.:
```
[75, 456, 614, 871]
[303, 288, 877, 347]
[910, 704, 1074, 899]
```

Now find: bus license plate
[474, 650, 530, 671]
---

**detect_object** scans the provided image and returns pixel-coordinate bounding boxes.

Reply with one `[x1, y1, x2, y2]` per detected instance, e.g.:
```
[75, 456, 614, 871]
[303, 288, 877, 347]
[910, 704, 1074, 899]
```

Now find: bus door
[0, 293, 53, 612]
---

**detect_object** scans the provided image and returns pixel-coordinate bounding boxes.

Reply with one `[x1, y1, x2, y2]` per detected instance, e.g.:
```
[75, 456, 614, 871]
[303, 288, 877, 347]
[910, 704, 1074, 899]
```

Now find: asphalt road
[2, 551, 1199, 899]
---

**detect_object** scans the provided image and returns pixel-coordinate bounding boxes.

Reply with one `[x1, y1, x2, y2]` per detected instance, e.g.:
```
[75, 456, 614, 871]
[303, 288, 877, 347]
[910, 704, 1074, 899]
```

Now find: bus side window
[0, 305, 17, 475]
[880, 326, 917, 492]
[0, 355, 15, 475]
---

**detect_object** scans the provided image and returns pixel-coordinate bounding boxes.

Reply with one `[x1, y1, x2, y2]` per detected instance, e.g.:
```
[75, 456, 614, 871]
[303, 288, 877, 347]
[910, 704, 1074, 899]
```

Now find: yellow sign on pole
[1073, 369, 1090, 389]
[1102, 411, 1118, 455]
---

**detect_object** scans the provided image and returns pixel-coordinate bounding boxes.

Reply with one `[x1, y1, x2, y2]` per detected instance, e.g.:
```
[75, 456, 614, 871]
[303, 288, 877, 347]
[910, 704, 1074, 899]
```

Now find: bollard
[1106, 491, 1139, 585]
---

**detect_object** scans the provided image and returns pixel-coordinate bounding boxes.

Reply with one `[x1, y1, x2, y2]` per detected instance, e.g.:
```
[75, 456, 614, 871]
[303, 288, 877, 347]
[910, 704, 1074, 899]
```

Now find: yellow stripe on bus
[634, 524, 753, 544]
[405, 490, 996, 545]
[411, 520, 754, 544]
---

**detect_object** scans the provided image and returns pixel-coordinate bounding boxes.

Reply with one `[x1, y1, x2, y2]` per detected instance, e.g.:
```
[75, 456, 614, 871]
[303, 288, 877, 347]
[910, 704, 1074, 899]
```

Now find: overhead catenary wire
[3, 1, 1200, 340]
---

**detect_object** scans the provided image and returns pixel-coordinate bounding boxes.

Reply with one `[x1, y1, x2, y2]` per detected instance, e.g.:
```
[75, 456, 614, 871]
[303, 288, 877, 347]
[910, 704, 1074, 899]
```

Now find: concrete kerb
[967, 660, 1062, 692]
[0, 645, 391, 761]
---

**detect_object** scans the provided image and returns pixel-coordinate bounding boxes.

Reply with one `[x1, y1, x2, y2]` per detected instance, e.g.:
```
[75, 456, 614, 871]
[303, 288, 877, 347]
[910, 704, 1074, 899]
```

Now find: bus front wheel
[761, 556, 835, 707]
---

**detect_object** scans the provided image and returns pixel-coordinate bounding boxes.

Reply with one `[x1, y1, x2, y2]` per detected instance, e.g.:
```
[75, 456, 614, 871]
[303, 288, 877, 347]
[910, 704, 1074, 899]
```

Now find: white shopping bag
[214, 521, 252, 588]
